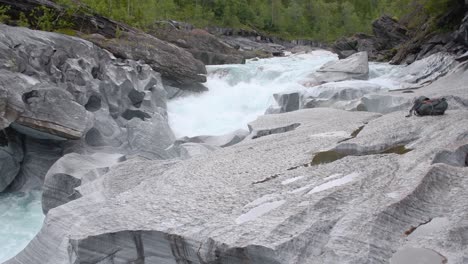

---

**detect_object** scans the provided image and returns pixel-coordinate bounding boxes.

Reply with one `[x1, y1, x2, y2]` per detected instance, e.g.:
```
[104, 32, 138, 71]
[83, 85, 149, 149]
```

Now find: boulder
[304, 52, 369, 87]
[265, 92, 301, 114]
[332, 16, 408, 61]
[14, 86, 91, 140]
[301, 82, 383, 111]
[84, 32, 207, 91]
[372, 15, 409, 50]
[149, 25, 245, 65]
[333, 33, 378, 59]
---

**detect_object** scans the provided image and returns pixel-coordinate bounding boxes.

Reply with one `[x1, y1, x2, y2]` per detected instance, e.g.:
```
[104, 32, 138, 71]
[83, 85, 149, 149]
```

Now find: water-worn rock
[303, 52, 369, 87]
[6, 136, 62, 191]
[0, 24, 178, 190]
[266, 92, 302, 114]
[42, 152, 125, 214]
[149, 25, 245, 65]
[0, 129, 22, 192]
[8, 105, 468, 264]
[84, 32, 208, 91]
[174, 129, 249, 148]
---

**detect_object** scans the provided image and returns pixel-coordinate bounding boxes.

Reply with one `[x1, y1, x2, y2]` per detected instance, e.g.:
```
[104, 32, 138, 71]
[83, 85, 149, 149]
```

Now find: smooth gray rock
[9, 107, 468, 264]
[16, 86, 91, 140]
[266, 92, 301, 114]
[301, 82, 383, 111]
[304, 52, 369, 87]
[178, 142, 221, 159]
[0, 129, 23, 192]
[174, 129, 249, 148]
[6, 136, 62, 191]
[0, 24, 179, 191]
[42, 152, 125, 214]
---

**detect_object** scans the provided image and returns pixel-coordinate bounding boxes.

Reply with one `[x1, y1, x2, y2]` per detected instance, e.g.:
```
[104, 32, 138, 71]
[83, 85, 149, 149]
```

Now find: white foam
[168, 52, 338, 137]
[236, 200, 285, 224]
[0, 191, 44, 263]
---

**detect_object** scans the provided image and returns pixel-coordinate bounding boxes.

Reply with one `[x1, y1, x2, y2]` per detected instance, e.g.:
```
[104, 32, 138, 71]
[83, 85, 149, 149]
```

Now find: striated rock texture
[149, 24, 245, 65]
[7, 104, 468, 264]
[0, 24, 177, 190]
[84, 32, 207, 91]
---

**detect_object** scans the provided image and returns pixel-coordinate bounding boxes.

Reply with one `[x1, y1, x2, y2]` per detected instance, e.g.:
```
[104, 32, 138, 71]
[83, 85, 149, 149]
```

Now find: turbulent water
[0, 191, 44, 263]
[168, 51, 403, 137]
[2, 51, 407, 263]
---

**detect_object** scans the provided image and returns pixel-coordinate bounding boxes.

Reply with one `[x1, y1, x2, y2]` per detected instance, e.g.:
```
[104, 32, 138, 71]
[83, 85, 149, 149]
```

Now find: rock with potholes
[0, 24, 178, 190]
[84, 32, 207, 91]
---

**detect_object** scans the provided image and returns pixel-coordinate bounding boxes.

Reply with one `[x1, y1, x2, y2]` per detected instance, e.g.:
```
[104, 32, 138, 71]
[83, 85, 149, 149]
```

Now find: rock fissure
[404, 218, 434, 236]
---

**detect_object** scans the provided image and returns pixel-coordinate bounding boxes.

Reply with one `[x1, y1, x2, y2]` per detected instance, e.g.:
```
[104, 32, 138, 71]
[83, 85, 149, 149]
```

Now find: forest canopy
[0, 0, 458, 42]
[78, 0, 456, 41]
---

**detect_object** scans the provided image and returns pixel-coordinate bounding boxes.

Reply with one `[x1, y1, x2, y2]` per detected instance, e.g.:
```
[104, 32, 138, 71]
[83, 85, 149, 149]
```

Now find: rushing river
[168, 50, 402, 137]
[2, 50, 406, 263]
[0, 191, 44, 263]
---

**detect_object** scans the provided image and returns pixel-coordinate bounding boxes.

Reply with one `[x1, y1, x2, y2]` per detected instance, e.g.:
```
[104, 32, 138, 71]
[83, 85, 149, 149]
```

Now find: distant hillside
[0, 0, 465, 42]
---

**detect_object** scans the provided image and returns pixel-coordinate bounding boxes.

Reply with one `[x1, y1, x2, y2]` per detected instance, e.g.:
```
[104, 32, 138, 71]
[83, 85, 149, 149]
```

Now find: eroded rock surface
[0, 24, 177, 190]
[7, 105, 468, 264]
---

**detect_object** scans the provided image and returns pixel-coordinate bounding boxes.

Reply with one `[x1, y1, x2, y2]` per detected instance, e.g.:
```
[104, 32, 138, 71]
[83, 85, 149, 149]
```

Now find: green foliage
[0, 5, 10, 23]
[32, 6, 55, 31]
[18, 12, 30, 27]
[18, 0, 457, 42]
[54, 28, 76, 36]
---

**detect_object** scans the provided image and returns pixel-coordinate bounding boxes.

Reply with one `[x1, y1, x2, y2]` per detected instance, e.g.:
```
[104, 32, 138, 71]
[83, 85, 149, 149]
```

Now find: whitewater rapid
[1, 50, 406, 263]
[168, 50, 402, 137]
[0, 191, 44, 263]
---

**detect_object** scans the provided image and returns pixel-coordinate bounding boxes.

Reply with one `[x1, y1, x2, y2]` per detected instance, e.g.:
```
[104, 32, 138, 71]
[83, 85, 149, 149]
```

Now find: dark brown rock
[84, 32, 207, 91]
[149, 25, 245, 65]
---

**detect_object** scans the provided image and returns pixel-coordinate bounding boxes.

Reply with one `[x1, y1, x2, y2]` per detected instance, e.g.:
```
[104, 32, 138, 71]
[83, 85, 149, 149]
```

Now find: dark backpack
[406, 96, 448, 117]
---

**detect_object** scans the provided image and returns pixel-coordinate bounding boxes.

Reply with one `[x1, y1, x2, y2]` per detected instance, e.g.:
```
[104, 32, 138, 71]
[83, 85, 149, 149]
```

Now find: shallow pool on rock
[0, 191, 44, 263]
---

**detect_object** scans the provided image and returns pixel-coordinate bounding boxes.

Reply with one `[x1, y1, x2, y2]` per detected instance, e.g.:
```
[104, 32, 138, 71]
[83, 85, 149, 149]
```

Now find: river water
[168, 50, 402, 137]
[2, 50, 407, 263]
